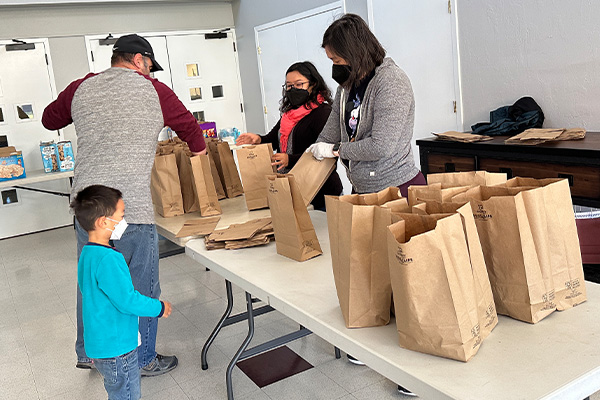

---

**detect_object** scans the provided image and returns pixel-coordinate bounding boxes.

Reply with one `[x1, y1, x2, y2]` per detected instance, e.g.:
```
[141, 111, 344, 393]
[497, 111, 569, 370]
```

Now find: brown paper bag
[150, 152, 184, 217]
[205, 138, 242, 198]
[172, 146, 200, 213]
[409, 201, 498, 339]
[267, 174, 322, 261]
[205, 218, 274, 250]
[432, 131, 494, 143]
[217, 141, 244, 198]
[426, 170, 507, 187]
[208, 217, 272, 242]
[189, 155, 222, 217]
[207, 150, 226, 199]
[237, 144, 275, 210]
[387, 211, 487, 362]
[454, 185, 557, 323]
[498, 178, 587, 310]
[176, 216, 221, 238]
[325, 187, 403, 328]
[407, 183, 471, 206]
[289, 152, 337, 206]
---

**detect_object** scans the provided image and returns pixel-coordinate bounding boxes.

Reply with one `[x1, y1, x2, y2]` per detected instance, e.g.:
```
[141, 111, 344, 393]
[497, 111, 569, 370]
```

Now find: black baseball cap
[113, 34, 163, 72]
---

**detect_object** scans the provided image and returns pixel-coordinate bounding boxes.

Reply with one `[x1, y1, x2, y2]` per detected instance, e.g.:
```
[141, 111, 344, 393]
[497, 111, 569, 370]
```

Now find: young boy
[71, 184, 172, 400]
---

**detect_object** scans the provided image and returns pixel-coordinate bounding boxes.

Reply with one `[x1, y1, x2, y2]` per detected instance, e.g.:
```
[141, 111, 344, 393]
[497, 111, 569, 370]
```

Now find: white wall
[458, 0, 600, 131]
[0, 1, 234, 148]
[0, 1, 234, 238]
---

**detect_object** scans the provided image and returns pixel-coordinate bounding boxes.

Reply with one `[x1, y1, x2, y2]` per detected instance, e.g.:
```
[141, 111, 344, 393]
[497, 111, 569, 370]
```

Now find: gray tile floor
[1, 227, 598, 400]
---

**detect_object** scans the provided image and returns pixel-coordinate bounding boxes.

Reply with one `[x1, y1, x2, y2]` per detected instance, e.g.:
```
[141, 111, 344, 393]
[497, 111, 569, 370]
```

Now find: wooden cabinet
[477, 158, 600, 199]
[426, 154, 476, 173]
[417, 133, 600, 207]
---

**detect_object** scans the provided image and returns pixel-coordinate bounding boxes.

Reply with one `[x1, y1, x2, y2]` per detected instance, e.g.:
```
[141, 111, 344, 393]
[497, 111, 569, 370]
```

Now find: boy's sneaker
[397, 385, 418, 397]
[347, 354, 366, 366]
[76, 359, 94, 369]
[141, 354, 178, 377]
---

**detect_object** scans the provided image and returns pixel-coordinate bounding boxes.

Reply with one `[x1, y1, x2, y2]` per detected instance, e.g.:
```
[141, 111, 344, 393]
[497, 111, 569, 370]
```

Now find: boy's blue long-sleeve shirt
[78, 243, 162, 359]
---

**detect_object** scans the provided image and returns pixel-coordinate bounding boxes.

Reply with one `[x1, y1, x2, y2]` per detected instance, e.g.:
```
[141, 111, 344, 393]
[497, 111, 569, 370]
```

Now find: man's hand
[271, 153, 289, 171]
[236, 133, 261, 146]
[192, 149, 207, 156]
[306, 142, 335, 160]
[162, 301, 172, 318]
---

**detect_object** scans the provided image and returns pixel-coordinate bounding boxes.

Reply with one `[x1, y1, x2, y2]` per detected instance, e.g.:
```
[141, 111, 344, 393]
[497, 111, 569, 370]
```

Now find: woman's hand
[271, 153, 289, 171]
[236, 133, 261, 145]
[306, 142, 335, 160]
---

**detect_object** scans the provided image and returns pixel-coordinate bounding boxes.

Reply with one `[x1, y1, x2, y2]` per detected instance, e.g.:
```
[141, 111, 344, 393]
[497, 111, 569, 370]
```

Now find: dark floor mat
[236, 345, 313, 388]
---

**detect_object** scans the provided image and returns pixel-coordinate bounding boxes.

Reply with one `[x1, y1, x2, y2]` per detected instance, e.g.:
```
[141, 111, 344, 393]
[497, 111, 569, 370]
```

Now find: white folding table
[186, 211, 600, 400]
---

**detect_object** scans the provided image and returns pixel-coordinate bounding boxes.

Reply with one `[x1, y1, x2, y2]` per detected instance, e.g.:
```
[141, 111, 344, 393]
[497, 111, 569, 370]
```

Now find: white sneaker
[397, 385, 418, 397]
[347, 354, 366, 366]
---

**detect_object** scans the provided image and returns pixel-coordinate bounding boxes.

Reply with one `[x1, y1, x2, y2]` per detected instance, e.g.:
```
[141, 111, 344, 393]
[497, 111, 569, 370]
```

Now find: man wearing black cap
[42, 33, 206, 377]
[111, 33, 164, 75]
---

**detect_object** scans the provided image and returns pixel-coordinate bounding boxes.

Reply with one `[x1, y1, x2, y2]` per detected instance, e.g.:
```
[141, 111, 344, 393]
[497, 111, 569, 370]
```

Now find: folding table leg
[201, 280, 234, 370]
[334, 347, 341, 359]
[226, 292, 255, 400]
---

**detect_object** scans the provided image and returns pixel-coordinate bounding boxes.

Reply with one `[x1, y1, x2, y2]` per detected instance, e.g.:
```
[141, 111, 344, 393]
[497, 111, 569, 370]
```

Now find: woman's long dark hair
[280, 61, 332, 113]
[322, 13, 386, 89]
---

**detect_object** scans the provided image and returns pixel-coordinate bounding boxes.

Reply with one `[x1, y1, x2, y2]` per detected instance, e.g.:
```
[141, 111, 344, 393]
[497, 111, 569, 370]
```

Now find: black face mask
[286, 88, 310, 108]
[332, 64, 351, 86]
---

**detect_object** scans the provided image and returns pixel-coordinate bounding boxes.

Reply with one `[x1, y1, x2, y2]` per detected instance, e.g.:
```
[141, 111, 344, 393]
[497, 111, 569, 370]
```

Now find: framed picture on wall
[0, 105, 5, 125]
[211, 84, 225, 100]
[14, 103, 35, 123]
[189, 87, 203, 101]
[192, 110, 205, 123]
[185, 62, 201, 79]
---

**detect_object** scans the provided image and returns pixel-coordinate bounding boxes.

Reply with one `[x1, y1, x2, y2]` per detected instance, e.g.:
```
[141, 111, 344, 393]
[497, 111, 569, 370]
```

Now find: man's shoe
[347, 354, 366, 366]
[397, 385, 418, 397]
[140, 354, 178, 377]
[76, 360, 94, 369]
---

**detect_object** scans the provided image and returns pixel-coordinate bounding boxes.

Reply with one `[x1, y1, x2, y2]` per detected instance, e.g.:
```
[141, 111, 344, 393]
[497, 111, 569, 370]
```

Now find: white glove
[306, 142, 335, 160]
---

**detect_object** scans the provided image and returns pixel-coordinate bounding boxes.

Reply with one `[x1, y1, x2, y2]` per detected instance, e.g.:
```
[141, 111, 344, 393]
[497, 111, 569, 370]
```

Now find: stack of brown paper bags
[505, 128, 586, 145]
[432, 131, 493, 143]
[205, 217, 274, 250]
[175, 216, 221, 238]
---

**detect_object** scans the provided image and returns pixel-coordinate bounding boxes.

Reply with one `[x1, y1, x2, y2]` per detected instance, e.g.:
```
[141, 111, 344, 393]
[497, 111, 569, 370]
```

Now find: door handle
[558, 173, 574, 186]
[499, 167, 513, 179]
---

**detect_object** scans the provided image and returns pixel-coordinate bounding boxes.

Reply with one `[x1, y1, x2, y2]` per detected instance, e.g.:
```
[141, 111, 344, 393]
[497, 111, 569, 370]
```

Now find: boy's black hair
[70, 185, 123, 232]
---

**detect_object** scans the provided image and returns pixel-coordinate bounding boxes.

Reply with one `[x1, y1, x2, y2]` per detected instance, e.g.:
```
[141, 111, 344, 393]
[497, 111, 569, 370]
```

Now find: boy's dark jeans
[93, 348, 141, 400]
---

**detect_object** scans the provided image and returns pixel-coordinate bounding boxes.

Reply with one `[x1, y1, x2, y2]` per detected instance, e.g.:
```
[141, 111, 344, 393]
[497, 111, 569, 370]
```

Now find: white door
[255, 23, 299, 131]
[86, 34, 173, 88]
[0, 39, 72, 238]
[370, 0, 461, 167]
[166, 32, 246, 133]
[256, 3, 342, 132]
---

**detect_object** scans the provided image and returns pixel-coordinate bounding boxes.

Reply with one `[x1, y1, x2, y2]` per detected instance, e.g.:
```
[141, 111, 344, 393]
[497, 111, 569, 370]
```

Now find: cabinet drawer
[427, 154, 476, 173]
[478, 158, 600, 199]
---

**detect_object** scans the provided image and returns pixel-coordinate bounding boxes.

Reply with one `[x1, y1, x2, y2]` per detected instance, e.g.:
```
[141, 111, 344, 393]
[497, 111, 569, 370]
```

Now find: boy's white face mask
[107, 217, 128, 241]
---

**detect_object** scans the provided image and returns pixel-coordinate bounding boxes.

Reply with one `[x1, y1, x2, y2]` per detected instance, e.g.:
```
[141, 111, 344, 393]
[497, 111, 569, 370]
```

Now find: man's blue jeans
[76, 221, 160, 368]
[93, 348, 141, 400]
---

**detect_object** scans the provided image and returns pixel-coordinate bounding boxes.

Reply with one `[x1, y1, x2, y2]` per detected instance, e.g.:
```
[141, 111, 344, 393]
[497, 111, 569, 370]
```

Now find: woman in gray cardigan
[309, 13, 422, 397]
[308, 13, 425, 198]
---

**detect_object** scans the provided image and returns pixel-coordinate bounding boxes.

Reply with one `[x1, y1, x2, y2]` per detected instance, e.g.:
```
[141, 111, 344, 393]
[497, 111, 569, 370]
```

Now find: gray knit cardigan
[317, 58, 419, 194]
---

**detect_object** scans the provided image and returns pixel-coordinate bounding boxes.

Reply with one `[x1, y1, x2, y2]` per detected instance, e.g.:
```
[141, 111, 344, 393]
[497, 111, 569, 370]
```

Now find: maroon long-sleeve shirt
[43, 67, 205, 223]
